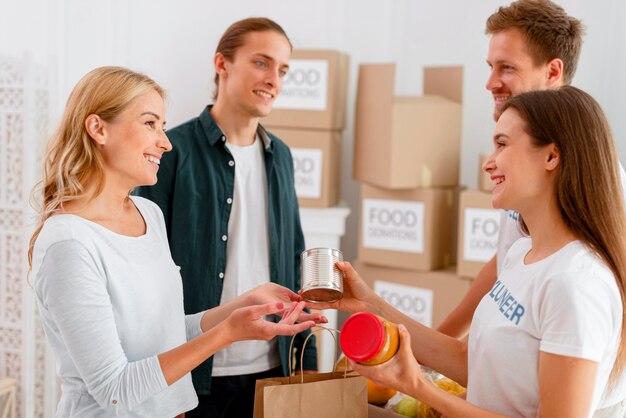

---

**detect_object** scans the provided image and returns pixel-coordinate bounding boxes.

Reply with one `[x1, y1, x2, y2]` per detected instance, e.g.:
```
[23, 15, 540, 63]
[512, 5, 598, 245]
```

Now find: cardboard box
[263, 49, 349, 130]
[359, 184, 458, 271]
[478, 154, 492, 192]
[423, 66, 464, 104]
[352, 260, 472, 329]
[270, 127, 341, 208]
[457, 190, 500, 278]
[354, 64, 463, 189]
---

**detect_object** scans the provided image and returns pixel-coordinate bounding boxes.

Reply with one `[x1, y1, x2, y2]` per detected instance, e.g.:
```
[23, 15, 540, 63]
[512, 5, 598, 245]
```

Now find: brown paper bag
[253, 371, 367, 418]
[253, 327, 368, 418]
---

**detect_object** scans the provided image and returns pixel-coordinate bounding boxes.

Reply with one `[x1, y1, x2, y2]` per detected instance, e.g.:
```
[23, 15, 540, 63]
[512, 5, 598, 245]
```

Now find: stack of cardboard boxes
[263, 49, 349, 208]
[352, 63, 473, 328]
[456, 154, 500, 278]
[263, 50, 351, 371]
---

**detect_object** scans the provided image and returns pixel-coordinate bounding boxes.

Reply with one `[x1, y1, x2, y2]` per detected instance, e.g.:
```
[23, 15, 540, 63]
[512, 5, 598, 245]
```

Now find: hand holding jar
[340, 312, 400, 365]
[343, 317, 427, 401]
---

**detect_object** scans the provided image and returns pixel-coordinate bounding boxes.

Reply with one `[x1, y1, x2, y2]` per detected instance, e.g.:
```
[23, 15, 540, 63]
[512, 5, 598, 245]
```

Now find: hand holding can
[300, 248, 344, 303]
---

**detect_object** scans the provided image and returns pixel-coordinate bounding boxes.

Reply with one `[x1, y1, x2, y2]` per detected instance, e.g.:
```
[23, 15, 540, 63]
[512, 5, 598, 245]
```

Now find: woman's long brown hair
[503, 86, 626, 388]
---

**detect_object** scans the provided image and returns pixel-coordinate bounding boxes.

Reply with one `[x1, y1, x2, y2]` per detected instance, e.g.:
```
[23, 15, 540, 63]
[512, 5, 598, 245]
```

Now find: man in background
[435, 1, 626, 416]
[137, 17, 317, 418]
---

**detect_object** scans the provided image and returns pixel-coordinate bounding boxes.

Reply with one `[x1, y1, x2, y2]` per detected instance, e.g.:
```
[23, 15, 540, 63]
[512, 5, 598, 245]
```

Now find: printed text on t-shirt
[488, 280, 525, 325]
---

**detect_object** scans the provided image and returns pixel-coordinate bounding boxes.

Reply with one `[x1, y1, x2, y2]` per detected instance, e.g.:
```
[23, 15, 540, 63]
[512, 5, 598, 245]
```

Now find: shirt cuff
[185, 311, 204, 340]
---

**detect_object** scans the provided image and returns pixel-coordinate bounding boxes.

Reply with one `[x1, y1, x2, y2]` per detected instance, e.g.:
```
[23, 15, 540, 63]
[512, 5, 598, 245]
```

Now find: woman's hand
[244, 282, 301, 306]
[200, 284, 326, 333]
[222, 301, 316, 344]
[280, 306, 328, 325]
[350, 325, 425, 396]
[303, 261, 380, 314]
[244, 283, 327, 324]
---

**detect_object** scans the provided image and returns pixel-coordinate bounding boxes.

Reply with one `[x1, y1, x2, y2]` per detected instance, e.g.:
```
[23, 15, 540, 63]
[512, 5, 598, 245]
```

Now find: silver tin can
[300, 247, 344, 303]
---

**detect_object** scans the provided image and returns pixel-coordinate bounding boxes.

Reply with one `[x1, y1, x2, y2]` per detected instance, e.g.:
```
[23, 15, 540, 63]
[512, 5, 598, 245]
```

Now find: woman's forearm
[376, 300, 469, 385]
[158, 322, 232, 385]
[199, 293, 253, 332]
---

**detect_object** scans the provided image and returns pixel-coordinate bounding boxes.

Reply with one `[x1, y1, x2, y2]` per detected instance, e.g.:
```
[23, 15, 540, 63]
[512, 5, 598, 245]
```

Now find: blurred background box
[262, 49, 349, 130]
[456, 189, 499, 278]
[358, 183, 458, 272]
[270, 127, 341, 208]
[352, 260, 472, 329]
[354, 64, 463, 189]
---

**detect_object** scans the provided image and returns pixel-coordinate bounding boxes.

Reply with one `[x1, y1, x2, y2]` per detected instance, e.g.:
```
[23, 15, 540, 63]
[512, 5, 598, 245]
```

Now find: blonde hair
[504, 86, 626, 388]
[28, 66, 165, 268]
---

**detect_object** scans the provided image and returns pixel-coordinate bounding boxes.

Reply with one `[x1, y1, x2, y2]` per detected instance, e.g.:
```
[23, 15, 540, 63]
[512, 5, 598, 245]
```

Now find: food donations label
[363, 198, 425, 254]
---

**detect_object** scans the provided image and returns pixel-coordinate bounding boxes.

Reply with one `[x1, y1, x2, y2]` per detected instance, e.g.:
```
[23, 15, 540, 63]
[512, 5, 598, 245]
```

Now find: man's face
[485, 28, 553, 121]
[219, 31, 291, 118]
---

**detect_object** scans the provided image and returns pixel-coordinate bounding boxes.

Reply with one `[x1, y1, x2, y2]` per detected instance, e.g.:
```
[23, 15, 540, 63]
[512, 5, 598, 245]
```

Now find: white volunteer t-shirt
[497, 162, 626, 274]
[469, 238, 622, 417]
[496, 209, 522, 274]
[494, 162, 626, 408]
[212, 135, 280, 376]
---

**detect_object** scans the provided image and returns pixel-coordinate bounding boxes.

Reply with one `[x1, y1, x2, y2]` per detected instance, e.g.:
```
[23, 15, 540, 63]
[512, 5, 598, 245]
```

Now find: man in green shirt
[137, 17, 317, 417]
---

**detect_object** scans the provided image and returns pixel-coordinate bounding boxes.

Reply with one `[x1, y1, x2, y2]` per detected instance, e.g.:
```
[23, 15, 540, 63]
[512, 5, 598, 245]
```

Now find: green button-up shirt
[136, 106, 316, 394]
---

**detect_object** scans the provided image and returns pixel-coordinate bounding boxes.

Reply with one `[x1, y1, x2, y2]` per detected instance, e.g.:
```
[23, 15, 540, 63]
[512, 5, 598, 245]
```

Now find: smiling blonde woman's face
[98, 89, 171, 190]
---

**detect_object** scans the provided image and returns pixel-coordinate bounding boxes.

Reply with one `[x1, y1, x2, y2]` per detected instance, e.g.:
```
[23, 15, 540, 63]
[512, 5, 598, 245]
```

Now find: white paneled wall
[0, 53, 56, 418]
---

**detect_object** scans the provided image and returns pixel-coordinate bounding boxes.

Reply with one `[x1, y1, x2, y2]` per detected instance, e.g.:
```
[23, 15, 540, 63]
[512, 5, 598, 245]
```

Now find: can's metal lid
[300, 247, 343, 260]
[340, 312, 385, 362]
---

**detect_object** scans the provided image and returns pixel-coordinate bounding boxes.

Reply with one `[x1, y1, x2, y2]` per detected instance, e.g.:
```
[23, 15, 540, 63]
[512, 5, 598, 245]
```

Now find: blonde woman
[28, 66, 321, 417]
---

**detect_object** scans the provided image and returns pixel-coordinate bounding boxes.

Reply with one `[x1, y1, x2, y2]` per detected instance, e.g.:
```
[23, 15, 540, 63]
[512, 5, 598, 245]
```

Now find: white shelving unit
[299, 203, 351, 372]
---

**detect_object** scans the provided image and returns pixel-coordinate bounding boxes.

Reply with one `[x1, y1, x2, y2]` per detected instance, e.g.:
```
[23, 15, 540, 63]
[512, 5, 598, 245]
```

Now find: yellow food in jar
[362, 318, 399, 365]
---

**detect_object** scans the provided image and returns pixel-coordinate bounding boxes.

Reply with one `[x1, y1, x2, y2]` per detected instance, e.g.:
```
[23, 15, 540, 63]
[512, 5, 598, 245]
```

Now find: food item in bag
[395, 395, 418, 417]
[340, 312, 399, 365]
[367, 379, 397, 406]
[334, 355, 350, 372]
[418, 368, 466, 418]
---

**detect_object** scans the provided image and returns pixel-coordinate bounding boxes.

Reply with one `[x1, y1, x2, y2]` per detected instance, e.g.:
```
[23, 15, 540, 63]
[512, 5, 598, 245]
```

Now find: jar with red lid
[340, 312, 399, 365]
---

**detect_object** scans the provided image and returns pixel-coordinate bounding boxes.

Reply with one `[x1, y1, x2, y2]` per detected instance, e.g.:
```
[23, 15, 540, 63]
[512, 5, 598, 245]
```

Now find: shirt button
[112, 400, 118, 405]
[219, 272, 224, 279]
[226, 197, 233, 204]
[221, 135, 226, 142]
[228, 160, 235, 167]
[222, 235, 227, 241]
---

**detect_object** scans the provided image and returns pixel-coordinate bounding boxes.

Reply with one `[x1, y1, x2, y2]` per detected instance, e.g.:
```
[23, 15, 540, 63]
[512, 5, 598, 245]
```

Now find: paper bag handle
[288, 325, 347, 384]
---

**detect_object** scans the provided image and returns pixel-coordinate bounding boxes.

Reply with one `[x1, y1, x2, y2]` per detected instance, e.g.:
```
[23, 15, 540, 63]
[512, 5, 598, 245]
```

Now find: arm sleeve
[538, 270, 620, 361]
[36, 240, 168, 414]
[185, 311, 204, 341]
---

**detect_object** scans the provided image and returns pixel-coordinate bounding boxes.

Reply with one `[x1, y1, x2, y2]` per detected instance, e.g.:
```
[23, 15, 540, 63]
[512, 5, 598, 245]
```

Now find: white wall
[2, 0, 625, 261]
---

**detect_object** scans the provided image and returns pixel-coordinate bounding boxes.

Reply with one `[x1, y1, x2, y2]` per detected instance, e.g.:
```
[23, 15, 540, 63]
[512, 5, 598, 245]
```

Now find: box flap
[423, 66, 463, 104]
[354, 64, 396, 185]
[393, 95, 456, 105]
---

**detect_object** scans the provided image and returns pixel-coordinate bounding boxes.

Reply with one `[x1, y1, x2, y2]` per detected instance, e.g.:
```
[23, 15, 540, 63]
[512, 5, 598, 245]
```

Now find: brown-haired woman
[29, 66, 321, 418]
[315, 86, 626, 417]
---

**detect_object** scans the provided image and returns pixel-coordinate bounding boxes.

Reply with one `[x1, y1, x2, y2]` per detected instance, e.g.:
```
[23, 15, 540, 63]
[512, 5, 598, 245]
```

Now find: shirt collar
[200, 105, 273, 152]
